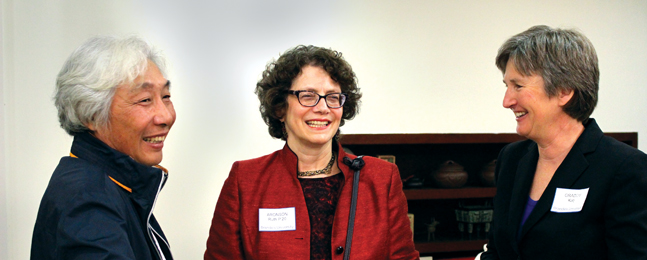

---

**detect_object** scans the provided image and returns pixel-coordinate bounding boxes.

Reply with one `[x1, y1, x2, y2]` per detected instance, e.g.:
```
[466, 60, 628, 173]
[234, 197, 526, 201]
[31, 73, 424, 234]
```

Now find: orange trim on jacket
[70, 152, 134, 193]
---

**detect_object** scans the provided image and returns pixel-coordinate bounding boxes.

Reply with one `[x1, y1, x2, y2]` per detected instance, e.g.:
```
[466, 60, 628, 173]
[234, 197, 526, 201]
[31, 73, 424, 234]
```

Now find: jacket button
[335, 246, 344, 254]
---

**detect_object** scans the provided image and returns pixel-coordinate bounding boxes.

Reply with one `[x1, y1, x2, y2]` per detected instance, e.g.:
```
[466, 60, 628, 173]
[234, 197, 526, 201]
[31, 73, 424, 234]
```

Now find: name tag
[259, 207, 296, 232]
[551, 188, 589, 213]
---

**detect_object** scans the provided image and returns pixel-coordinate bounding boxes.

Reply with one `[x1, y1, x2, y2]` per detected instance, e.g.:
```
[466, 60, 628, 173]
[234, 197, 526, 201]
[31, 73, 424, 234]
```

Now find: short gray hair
[55, 36, 166, 135]
[495, 25, 599, 122]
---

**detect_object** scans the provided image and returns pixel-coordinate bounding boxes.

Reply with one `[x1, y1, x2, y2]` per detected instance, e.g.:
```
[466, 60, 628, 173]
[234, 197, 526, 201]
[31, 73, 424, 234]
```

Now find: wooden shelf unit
[404, 187, 496, 200]
[340, 132, 637, 258]
[341, 133, 637, 147]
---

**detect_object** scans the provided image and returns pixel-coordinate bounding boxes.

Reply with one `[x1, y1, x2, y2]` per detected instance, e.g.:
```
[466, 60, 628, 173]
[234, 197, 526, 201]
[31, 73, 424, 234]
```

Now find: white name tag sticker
[259, 207, 296, 232]
[551, 188, 589, 213]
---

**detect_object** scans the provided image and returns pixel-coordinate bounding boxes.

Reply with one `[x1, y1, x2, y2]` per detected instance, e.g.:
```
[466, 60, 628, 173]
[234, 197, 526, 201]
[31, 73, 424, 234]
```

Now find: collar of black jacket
[70, 131, 168, 210]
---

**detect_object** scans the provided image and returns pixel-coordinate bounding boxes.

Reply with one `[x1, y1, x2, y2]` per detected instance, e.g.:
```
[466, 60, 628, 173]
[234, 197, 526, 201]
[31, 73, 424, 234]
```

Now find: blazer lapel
[508, 143, 538, 250]
[518, 120, 601, 240]
[518, 148, 589, 239]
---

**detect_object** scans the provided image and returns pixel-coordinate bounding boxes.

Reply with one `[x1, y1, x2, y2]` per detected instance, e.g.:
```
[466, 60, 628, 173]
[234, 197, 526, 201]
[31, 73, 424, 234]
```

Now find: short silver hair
[54, 36, 167, 135]
[495, 25, 599, 122]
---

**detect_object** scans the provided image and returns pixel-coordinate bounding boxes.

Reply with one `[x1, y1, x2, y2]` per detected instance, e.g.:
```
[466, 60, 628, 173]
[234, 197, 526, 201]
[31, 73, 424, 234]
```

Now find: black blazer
[482, 119, 647, 260]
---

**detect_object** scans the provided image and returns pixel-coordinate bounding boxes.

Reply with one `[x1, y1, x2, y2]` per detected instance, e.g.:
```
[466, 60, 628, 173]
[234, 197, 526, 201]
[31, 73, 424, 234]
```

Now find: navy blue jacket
[31, 132, 173, 260]
[482, 119, 647, 260]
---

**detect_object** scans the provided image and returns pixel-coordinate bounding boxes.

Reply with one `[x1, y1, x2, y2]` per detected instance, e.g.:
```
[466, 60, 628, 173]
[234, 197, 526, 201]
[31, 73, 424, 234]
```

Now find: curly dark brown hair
[256, 45, 362, 140]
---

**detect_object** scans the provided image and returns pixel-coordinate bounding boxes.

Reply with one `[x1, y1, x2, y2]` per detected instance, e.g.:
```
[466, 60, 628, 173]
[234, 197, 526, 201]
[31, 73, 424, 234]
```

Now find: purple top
[518, 196, 538, 239]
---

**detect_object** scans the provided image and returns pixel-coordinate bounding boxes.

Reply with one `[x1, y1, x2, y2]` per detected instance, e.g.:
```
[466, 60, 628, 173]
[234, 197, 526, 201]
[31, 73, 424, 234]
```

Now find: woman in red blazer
[204, 45, 419, 260]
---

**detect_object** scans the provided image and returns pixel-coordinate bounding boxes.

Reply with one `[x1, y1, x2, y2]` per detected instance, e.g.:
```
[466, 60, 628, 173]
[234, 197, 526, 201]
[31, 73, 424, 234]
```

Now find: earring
[282, 123, 288, 140]
[334, 130, 340, 141]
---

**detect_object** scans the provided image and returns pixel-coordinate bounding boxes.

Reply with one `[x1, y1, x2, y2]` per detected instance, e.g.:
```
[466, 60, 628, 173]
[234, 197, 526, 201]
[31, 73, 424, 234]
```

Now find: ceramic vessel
[480, 159, 496, 187]
[432, 160, 468, 188]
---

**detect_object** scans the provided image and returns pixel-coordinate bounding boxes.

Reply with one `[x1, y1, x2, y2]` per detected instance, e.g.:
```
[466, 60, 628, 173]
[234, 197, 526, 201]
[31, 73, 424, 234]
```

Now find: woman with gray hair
[479, 25, 647, 260]
[31, 36, 176, 260]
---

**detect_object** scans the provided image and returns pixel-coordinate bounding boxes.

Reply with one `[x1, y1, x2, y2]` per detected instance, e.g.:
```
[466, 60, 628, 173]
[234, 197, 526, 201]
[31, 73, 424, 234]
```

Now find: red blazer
[204, 142, 419, 260]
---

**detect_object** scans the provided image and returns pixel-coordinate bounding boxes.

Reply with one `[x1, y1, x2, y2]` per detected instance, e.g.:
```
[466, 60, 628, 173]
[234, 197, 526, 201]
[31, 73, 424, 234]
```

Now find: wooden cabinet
[340, 132, 637, 259]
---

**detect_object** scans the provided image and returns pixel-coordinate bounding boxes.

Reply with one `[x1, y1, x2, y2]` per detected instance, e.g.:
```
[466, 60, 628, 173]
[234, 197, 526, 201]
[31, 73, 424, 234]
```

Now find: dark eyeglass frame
[287, 90, 347, 108]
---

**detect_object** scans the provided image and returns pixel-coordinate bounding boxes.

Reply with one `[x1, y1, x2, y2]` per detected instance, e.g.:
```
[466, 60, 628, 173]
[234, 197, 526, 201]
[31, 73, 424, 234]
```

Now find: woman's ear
[277, 108, 286, 122]
[85, 121, 98, 131]
[85, 116, 101, 132]
[558, 88, 575, 107]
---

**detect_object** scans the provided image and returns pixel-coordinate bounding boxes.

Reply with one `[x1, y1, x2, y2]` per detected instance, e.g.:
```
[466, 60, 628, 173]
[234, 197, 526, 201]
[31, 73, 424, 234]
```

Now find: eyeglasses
[287, 90, 347, 108]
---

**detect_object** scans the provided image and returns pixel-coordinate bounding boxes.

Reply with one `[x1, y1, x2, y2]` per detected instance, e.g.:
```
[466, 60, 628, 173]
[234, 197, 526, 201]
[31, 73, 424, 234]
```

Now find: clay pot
[432, 160, 468, 188]
[480, 160, 496, 187]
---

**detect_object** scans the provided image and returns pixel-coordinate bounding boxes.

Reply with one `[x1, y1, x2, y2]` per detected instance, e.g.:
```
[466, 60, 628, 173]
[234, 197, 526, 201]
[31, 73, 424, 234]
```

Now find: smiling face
[89, 60, 176, 166]
[282, 65, 343, 150]
[502, 60, 573, 141]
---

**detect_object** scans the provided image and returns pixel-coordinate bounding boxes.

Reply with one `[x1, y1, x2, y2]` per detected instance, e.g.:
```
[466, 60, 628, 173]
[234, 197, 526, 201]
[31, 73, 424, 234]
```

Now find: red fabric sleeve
[204, 162, 245, 260]
[387, 163, 420, 260]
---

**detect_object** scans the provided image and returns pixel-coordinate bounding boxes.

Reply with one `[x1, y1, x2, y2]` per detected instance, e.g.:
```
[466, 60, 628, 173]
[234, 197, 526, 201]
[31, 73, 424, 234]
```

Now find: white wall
[0, 0, 8, 258]
[3, 0, 646, 259]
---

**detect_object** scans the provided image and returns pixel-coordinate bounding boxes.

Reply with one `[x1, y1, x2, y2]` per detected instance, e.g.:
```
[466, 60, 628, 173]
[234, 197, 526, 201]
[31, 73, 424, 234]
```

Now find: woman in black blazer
[480, 25, 647, 260]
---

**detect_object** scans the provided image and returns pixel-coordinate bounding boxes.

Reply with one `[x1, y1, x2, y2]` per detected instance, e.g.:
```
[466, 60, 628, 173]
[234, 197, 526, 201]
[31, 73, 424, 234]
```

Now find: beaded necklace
[297, 153, 336, 177]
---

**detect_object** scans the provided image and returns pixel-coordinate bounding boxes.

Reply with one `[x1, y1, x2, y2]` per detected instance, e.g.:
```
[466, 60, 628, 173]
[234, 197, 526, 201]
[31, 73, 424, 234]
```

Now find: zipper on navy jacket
[147, 170, 173, 260]
[70, 152, 173, 259]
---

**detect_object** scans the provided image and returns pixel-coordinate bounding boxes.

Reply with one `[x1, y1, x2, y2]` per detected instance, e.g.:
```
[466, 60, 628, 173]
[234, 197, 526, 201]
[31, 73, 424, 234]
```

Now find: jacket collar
[70, 131, 168, 210]
[280, 139, 355, 181]
[515, 118, 601, 241]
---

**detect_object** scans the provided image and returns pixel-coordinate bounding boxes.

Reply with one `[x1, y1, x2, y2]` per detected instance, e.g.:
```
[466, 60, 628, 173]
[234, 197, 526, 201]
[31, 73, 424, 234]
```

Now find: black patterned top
[298, 173, 345, 260]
